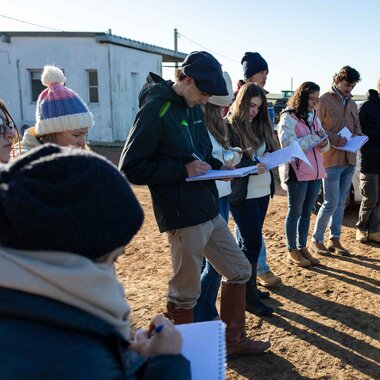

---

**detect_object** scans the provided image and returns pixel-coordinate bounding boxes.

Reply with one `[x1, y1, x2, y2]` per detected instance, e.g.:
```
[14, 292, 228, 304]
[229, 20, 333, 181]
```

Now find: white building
[0, 31, 186, 143]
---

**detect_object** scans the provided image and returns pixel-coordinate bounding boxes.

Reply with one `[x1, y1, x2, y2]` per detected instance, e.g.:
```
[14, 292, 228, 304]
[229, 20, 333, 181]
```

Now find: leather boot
[220, 282, 271, 356]
[166, 302, 193, 324]
[300, 247, 320, 265]
[245, 272, 273, 316]
[287, 249, 311, 267]
[327, 238, 350, 256]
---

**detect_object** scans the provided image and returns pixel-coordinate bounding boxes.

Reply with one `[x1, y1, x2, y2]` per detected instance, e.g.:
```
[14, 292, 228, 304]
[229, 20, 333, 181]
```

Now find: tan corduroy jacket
[317, 88, 362, 168]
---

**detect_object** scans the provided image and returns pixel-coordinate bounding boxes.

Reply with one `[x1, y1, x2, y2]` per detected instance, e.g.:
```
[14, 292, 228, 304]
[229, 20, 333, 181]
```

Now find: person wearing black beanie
[0, 144, 190, 380]
[241, 52, 269, 86]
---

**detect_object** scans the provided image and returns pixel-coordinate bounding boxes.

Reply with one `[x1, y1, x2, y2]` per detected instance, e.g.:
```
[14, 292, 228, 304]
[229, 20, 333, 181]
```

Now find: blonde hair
[204, 103, 229, 148]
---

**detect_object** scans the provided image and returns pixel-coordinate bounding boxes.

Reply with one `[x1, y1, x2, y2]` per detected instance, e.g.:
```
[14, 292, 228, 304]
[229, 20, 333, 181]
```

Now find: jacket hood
[365, 89, 380, 104]
[13, 127, 42, 157]
[138, 72, 186, 108]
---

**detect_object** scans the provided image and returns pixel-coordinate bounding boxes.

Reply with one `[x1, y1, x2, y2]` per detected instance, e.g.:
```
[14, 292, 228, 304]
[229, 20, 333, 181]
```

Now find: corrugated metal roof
[0, 31, 187, 62]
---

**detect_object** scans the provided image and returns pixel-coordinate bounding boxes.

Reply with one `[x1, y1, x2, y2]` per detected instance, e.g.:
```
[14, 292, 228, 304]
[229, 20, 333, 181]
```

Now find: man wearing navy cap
[119, 51, 271, 356]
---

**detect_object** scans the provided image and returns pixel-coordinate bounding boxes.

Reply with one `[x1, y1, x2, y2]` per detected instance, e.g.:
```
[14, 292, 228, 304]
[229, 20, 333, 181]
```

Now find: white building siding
[0, 32, 185, 143]
[108, 44, 162, 141]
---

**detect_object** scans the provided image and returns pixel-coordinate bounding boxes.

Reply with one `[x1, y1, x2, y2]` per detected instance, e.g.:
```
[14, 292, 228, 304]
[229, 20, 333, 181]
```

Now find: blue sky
[1, 0, 379, 95]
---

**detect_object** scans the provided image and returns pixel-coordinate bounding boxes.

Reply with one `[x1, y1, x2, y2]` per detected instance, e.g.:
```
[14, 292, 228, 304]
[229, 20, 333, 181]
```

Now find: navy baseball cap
[182, 51, 228, 96]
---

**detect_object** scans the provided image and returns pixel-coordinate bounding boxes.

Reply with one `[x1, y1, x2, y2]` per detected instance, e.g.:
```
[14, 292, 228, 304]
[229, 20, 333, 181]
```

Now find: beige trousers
[166, 214, 251, 309]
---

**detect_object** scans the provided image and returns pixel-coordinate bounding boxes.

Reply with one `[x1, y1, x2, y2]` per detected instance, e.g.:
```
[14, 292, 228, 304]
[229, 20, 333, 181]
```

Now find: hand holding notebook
[186, 141, 312, 182]
[332, 127, 368, 153]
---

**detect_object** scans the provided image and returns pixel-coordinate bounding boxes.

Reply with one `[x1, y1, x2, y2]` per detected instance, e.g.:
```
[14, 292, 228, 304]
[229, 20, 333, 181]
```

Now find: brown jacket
[317, 88, 362, 168]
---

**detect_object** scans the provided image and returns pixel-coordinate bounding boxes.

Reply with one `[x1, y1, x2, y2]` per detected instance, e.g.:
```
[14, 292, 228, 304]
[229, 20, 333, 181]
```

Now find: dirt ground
[94, 146, 380, 380]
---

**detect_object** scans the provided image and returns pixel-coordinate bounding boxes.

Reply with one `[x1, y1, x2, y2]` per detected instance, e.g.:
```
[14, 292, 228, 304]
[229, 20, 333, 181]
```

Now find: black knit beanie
[0, 144, 144, 259]
[241, 52, 268, 81]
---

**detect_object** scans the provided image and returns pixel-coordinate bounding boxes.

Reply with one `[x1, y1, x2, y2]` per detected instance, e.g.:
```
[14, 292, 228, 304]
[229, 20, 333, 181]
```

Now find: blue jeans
[194, 196, 229, 322]
[236, 227, 270, 275]
[286, 180, 322, 250]
[312, 165, 355, 242]
[230, 196, 270, 266]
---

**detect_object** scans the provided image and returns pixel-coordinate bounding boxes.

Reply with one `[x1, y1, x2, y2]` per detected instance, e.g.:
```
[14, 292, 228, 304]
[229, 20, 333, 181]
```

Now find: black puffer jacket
[119, 73, 222, 232]
[358, 89, 380, 174]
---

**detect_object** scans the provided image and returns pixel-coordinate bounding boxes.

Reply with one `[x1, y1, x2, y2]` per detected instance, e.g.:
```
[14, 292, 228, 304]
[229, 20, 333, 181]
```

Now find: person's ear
[184, 77, 194, 86]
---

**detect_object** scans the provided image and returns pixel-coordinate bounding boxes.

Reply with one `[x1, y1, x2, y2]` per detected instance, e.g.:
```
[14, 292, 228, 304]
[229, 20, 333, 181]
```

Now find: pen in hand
[149, 324, 164, 338]
[191, 153, 202, 161]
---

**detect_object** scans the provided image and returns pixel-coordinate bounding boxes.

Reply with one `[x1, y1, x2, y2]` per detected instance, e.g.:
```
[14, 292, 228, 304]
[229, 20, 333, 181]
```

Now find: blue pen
[254, 156, 261, 163]
[154, 324, 164, 334]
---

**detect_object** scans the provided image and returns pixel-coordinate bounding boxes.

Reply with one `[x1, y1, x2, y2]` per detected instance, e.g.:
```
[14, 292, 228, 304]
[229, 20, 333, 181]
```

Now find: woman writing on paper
[194, 72, 242, 322]
[227, 83, 278, 317]
[277, 82, 329, 267]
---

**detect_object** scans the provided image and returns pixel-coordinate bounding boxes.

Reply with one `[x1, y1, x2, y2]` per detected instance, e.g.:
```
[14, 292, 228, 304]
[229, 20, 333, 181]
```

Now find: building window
[88, 70, 99, 103]
[30, 70, 44, 102]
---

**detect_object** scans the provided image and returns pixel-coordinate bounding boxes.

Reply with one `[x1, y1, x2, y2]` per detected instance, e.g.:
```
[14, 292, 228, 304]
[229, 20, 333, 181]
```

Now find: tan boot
[287, 249, 311, 267]
[356, 229, 368, 243]
[220, 282, 271, 356]
[257, 271, 282, 288]
[165, 302, 193, 324]
[327, 238, 350, 256]
[368, 232, 380, 243]
[300, 247, 320, 265]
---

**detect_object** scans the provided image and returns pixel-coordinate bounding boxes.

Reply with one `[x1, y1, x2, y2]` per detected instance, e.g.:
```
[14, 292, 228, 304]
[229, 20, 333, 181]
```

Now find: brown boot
[300, 247, 320, 265]
[327, 238, 350, 256]
[220, 282, 271, 356]
[165, 302, 193, 324]
[287, 249, 311, 267]
[309, 240, 331, 256]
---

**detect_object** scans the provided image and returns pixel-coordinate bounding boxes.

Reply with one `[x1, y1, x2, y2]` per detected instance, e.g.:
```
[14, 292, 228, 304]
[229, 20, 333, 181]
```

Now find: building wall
[108, 44, 162, 141]
[0, 35, 163, 143]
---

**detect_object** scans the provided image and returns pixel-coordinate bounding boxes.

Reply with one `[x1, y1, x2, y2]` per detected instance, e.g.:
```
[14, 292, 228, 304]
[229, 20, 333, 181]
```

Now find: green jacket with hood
[119, 73, 222, 232]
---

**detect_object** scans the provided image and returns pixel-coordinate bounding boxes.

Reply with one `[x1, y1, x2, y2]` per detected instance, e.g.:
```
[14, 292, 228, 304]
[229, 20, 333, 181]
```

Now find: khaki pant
[166, 214, 251, 309]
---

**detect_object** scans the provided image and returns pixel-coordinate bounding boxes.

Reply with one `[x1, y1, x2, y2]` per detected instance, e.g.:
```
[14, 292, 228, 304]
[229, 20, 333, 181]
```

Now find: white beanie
[208, 72, 234, 107]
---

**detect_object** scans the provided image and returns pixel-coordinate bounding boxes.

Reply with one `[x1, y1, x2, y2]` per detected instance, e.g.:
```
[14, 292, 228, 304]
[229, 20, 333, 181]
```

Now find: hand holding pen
[131, 314, 183, 356]
[186, 153, 211, 177]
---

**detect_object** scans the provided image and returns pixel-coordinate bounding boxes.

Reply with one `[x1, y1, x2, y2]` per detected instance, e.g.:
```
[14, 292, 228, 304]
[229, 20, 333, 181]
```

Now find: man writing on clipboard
[119, 51, 271, 356]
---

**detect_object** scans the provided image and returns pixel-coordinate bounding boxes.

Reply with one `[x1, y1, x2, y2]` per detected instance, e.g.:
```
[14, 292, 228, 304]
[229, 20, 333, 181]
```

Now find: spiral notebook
[177, 320, 226, 380]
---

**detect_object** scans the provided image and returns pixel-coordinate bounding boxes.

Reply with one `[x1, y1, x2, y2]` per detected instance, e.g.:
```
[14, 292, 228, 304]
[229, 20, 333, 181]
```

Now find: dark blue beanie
[182, 51, 228, 96]
[0, 144, 144, 259]
[241, 52, 268, 81]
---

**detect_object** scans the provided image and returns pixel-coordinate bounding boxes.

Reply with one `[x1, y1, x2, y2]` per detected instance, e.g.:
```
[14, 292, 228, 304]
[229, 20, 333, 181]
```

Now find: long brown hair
[228, 83, 278, 153]
[287, 82, 320, 120]
[204, 103, 229, 148]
